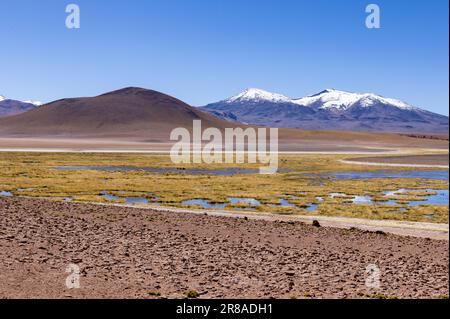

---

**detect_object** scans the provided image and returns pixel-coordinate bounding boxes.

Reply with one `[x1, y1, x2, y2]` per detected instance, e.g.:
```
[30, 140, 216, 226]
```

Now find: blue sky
[0, 0, 448, 115]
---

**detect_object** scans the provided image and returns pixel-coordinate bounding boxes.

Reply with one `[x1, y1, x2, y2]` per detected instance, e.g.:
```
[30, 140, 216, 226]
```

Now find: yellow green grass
[0, 152, 448, 223]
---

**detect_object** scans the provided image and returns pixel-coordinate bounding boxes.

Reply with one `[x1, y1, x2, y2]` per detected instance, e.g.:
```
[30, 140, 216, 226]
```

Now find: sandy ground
[340, 160, 449, 169]
[344, 154, 449, 167]
[0, 136, 448, 153]
[0, 197, 448, 299]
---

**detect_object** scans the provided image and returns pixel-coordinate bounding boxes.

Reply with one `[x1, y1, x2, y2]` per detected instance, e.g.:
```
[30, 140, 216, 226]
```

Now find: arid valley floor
[0, 139, 448, 299]
[0, 197, 448, 299]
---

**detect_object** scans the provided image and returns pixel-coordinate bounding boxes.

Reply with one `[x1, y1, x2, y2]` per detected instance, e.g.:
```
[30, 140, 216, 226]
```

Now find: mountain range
[0, 88, 448, 139]
[202, 88, 449, 134]
[0, 95, 42, 118]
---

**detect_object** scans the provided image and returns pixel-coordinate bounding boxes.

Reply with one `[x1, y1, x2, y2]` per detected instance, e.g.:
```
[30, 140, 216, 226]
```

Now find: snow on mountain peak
[293, 89, 417, 111]
[227, 88, 291, 104]
[0, 94, 43, 106]
[220, 88, 419, 112]
[293, 89, 358, 110]
[24, 100, 43, 106]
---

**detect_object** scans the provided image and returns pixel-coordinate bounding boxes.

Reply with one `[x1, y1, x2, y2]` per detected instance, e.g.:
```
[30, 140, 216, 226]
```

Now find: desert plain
[0, 134, 448, 299]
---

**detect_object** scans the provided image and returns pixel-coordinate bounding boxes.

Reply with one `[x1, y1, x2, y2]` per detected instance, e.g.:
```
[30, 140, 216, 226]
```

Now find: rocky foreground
[0, 197, 448, 299]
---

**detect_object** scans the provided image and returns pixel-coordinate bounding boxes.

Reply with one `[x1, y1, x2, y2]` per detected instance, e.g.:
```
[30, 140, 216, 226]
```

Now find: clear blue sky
[0, 0, 448, 115]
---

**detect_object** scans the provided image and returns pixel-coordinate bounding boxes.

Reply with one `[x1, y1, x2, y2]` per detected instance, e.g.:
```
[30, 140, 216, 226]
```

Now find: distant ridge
[0, 96, 40, 118]
[202, 88, 449, 134]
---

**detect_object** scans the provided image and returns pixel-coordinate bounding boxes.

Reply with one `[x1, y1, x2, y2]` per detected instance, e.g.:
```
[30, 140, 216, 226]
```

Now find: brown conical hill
[0, 87, 230, 140]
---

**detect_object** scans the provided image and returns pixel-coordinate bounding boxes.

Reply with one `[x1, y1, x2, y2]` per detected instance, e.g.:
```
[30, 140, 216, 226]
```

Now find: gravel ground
[0, 197, 448, 299]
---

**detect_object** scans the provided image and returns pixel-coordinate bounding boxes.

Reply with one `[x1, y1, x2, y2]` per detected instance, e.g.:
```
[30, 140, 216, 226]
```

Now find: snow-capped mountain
[0, 95, 42, 118]
[292, 89, 417, 111]
[202, 88, 316, 126]
[225, 88, 292, 104]
[202, 89, 448, 133]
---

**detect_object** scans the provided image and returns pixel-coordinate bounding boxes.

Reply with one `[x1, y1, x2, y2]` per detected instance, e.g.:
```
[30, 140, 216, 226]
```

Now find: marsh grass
[0, 152, 447, 223]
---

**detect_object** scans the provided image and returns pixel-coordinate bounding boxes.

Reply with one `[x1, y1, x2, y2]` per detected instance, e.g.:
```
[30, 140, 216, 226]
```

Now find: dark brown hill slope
[0, 87, 229, 139]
